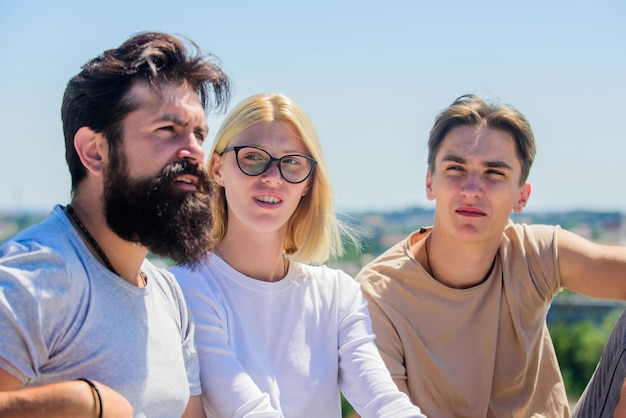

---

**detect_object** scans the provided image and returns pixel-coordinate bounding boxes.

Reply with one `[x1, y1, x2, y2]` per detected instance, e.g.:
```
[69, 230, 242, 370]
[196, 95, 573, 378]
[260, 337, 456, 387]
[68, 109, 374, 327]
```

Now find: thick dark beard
[103, 155, 215, 268]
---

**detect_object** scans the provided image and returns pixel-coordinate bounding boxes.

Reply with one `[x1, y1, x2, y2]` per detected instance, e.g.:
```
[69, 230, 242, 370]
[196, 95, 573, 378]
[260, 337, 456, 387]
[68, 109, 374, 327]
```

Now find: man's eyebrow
[160, 113, 208, 132]
[159, 113, 187, 125]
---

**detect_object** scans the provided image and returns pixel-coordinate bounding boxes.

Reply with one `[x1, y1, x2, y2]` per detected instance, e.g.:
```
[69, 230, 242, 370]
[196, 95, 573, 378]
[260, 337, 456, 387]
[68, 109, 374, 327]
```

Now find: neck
[416, 229, 498, 289]
[216, 231, 289, 282]
[68, 196, 148, 286]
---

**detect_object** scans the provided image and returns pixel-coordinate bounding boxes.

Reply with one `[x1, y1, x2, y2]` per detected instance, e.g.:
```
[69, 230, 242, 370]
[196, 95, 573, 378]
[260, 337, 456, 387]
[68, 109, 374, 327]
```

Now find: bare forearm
[0, 380, 97, 417]
[0, 379, 132, 418]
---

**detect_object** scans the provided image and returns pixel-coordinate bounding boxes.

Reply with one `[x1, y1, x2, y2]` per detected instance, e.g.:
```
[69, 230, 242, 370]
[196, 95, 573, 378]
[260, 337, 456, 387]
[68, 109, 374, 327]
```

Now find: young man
[356, 94, 626, 418]
[0, 32, 230, 417]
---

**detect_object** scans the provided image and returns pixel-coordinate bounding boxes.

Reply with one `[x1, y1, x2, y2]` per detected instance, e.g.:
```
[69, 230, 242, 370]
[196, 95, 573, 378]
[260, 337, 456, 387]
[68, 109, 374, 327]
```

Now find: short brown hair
[427, 94, 536, 185]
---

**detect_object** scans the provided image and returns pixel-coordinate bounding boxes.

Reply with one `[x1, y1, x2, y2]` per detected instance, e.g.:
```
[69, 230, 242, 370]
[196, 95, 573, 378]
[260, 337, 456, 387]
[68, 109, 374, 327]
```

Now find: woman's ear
[74, 127, 108, 176]
[211, 152, 225, 186]
[301, 181, 311, 197]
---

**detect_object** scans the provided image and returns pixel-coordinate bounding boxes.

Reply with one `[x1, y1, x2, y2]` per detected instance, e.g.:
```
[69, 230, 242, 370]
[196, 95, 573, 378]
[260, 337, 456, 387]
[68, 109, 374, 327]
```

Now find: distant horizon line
[2, 204, 624, 216]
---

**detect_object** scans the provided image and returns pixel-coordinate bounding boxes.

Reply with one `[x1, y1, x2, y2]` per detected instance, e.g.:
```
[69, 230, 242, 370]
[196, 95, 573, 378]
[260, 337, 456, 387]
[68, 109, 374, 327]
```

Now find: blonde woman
[171, 93, 425, 417]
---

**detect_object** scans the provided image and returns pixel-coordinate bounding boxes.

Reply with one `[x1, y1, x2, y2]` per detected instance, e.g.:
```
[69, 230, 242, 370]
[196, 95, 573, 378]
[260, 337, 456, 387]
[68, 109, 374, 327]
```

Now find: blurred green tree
[549, 309, 622, 397]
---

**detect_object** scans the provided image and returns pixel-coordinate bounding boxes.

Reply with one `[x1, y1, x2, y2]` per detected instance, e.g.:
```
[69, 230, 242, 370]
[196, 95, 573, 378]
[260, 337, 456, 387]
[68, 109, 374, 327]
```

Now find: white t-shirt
[172, 254, 424, 418]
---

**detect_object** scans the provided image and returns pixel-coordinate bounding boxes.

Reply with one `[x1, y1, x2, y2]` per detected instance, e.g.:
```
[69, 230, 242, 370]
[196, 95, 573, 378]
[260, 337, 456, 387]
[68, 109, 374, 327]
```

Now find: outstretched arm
[558, 228, 626, 300]
[0, 368, 133, 418]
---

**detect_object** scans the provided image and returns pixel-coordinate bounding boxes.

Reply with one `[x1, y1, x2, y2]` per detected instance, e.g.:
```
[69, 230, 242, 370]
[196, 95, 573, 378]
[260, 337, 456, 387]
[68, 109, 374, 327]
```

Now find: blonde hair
[209, 93, 346, 264]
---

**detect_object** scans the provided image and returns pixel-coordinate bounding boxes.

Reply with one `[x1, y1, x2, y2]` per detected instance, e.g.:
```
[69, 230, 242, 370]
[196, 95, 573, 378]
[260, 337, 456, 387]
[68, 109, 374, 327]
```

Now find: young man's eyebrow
[441, 154, 514, 170]
[441, 154, 465, 164]
[484, 160, 513, 170]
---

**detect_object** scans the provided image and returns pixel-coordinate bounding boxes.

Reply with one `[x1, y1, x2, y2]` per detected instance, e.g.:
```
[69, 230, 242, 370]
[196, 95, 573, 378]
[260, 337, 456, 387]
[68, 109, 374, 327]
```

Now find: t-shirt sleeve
[168, 271, 202, 397]
[0, 241, 73, 383]
[517, 223, 563, 299]
[356, 267, 408, 383]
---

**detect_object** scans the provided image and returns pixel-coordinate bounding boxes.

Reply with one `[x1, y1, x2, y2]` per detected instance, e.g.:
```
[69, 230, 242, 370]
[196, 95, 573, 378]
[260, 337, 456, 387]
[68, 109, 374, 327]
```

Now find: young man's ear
[74, 127, 108, 176]
[425, 169, 436, 201]
[513, 183, 532, 213]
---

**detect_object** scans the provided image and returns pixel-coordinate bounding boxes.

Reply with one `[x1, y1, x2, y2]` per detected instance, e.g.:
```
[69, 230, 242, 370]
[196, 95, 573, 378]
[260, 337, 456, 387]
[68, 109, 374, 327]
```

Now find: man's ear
[426, 169, 435, 201]
[513, 183, 531, 213]
[74, 127, 108, 176]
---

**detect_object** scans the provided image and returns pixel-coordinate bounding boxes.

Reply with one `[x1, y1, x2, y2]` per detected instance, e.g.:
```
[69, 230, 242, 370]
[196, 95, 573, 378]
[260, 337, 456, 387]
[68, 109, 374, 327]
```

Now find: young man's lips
[456, 206, 486, 217]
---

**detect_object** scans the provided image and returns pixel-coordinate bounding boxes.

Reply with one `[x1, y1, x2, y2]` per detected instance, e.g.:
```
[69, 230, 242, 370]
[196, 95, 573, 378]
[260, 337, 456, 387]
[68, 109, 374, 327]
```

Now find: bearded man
[0, 32, 230, 417]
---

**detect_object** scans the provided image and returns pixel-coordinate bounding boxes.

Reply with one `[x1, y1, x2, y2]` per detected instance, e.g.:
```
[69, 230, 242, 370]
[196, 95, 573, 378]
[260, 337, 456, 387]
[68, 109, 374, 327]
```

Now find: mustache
[149, 160, 211, 194]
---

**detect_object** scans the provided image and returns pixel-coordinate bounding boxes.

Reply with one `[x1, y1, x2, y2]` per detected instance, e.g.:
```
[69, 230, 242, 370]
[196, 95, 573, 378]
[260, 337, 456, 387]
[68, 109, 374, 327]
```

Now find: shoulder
[292, 263, 362, 303]
[293, 263, 367, 313]
[1, 239, 67, 272]
[1, 208, 80, 289]
[169, 255, 213, 290]
[502, 221, 560, 253]
[356, 233, 416, 292]
[500, 221, 562, 297]
[504, 221, 560, 236]
[292, 262, 355, 291]
[0, 240, 76, 310]
[167, 256, 226, 310]
[0, 209, 90, 346]
[146, 260, 195, 301]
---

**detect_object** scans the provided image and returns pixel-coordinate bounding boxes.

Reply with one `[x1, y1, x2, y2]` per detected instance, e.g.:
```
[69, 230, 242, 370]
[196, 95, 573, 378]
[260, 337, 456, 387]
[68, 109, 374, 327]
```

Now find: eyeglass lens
[235, 146, 315, 183]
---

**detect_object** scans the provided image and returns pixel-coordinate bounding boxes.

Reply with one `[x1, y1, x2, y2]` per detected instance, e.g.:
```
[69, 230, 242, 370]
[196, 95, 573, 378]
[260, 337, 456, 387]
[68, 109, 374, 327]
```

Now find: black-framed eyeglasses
[221, 145, 317, 184]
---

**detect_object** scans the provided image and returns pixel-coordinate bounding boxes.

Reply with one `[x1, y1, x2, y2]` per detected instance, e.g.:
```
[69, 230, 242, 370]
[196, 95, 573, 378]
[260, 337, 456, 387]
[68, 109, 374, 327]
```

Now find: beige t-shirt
[357, 222, 570, 418]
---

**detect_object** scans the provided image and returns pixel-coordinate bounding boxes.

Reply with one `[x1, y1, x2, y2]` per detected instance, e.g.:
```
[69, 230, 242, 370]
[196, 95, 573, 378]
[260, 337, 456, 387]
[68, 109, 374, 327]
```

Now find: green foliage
[549, 309, 622, 397]
[340, 235, 364, 262]
[341, 393, 357, 418]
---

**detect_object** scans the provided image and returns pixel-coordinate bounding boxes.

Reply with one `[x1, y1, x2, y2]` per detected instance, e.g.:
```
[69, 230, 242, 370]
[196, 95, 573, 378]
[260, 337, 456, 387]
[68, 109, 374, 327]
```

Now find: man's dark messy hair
[61, 31, 231, 190]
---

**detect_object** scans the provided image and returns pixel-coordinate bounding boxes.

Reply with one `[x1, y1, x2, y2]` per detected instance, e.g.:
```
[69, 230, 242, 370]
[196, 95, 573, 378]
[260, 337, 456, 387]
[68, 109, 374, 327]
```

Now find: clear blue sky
[1, 0, 625, 213]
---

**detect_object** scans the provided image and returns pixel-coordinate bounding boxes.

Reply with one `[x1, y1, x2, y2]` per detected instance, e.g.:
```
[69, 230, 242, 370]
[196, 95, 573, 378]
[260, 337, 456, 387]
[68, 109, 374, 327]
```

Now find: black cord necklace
[64, 205, 147, 286]
[423, 234, 438, 280]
